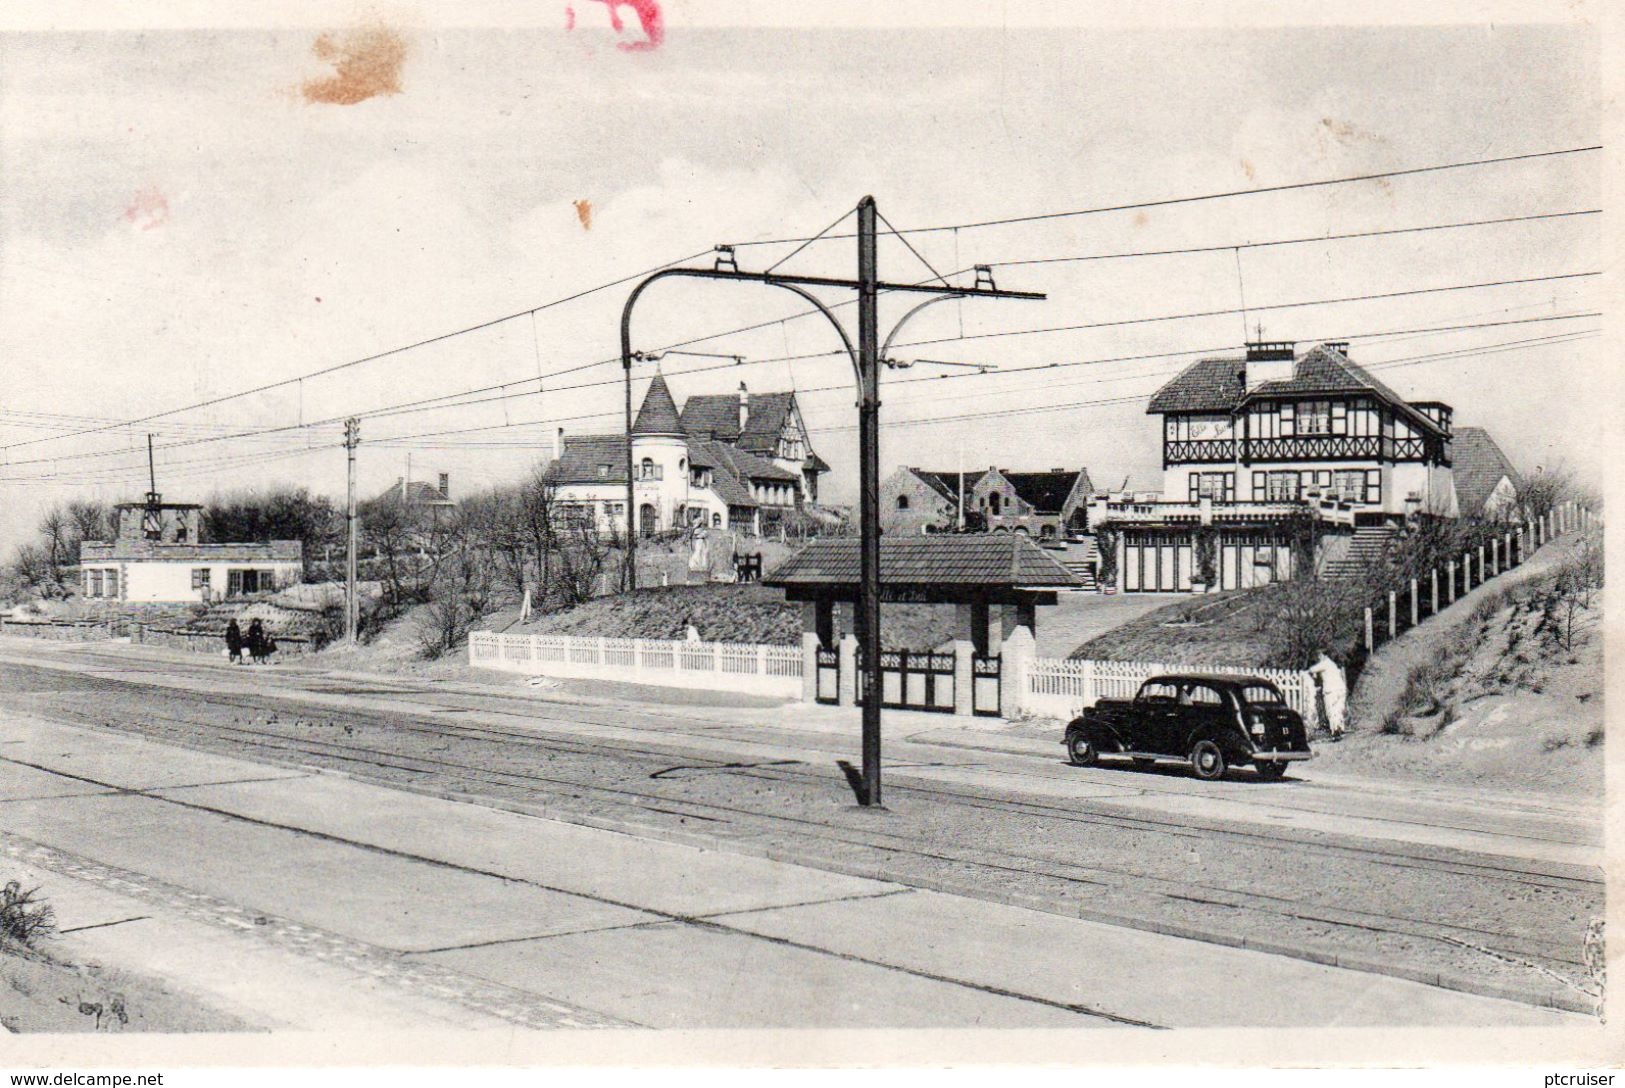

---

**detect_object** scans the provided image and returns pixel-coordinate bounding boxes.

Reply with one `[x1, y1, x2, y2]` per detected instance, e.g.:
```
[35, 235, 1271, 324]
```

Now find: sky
[0, 5, 1606, 553]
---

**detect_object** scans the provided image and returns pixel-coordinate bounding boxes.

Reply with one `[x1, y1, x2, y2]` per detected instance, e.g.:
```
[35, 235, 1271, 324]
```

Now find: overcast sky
[0, 6, 1604, 551]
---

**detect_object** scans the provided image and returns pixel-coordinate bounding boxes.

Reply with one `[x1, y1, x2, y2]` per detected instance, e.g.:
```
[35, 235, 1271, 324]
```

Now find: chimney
[738, 381, 749, 433]
[438, 472, 450, 499]
[555, 427, 565, 462]
[1244, 341, 1297, 392]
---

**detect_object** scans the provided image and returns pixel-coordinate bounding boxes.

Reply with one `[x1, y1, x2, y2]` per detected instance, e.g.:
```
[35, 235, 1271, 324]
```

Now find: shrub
[0, 882, 55, 948]
[1379, 709, 1411, 736]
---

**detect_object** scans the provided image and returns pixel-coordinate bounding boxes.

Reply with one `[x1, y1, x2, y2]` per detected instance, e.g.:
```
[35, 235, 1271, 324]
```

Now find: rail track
[0, 656, 1601, 1006]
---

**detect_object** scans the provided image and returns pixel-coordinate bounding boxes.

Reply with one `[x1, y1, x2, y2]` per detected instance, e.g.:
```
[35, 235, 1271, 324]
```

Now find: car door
[1179, 682, 1228, 753]
[1134, 681, 1181, 755]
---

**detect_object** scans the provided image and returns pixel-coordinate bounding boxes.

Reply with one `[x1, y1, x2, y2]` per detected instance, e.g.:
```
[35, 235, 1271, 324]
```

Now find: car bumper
[1251, 749, 1314, 762]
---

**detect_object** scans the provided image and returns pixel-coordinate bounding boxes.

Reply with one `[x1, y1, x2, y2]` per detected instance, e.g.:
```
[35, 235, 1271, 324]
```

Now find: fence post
[1387, 591, 1396, 639]
[1478, 545, 1486, 584]
[1491, 538, 1499, 576]
[1447, 560, 1456, 604]
[1364, 606, 1374, 651]
[1430, 568, 1439, 616]
[1082, 657, 1097, 710]
[1410, 578, 1419, 627]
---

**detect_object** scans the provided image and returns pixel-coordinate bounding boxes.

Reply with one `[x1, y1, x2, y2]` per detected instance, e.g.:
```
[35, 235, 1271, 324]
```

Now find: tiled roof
[804, 451, 831, 474]
[1147, 344, 1443, 435]
[81, 540, 302, 562]
[631, 370, 684, 435]
[400, 480, 455, 506]
[687, 439, 759, 507]
[1146, 356, 1247, 413]
[912, 469, 984, 505]
[699, 439, 798, 483]
[766, 535, 1080, 588]
[1451, 427, 1520, 516]
[1001, 470, 1091, 514]
[680, 391, 794, 447]
[551, 435, 628, 485]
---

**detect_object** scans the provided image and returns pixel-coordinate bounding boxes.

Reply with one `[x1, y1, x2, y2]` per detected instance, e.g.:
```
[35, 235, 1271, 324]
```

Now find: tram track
[0, 658, 1599, 999]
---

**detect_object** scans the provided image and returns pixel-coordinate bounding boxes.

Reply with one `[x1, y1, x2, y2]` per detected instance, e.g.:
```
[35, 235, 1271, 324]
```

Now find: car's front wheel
[1253, 759, 1288, 781]
[1189, 739, 1228, 781]
[1066, 732, 1098, 767]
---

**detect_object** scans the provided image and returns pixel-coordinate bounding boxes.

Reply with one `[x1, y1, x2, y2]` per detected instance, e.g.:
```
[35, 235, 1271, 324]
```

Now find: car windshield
[1241, 684, 1284, 706]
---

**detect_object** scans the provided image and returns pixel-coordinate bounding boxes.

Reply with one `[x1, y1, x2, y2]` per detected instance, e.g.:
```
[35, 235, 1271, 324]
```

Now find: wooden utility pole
[344, 418, 361, 643]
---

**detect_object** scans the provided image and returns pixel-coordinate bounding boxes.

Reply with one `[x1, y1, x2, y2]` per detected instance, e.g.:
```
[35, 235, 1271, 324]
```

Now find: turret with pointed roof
[631, 369, 685, 437]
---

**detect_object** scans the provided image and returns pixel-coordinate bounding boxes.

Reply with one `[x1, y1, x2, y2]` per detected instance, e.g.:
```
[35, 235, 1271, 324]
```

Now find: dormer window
[598, 463, 611, 477]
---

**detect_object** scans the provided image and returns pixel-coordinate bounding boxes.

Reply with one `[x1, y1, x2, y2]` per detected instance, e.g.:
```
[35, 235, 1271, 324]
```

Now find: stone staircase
[1323, 525, 1398, 579]
[1059, 539, 1099, 591]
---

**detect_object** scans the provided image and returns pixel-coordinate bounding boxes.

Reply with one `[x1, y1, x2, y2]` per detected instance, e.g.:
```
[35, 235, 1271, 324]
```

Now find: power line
[978, 209, 1601, 270]
[0, 248, 714, 453]
[728, 145, 1603, 247]
[2, 315, 1598, 485]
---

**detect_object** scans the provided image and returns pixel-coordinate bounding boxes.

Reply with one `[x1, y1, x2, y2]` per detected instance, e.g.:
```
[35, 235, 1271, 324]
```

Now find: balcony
[1163, 435, 1436, 464]
[1097, 496, 1368, 527]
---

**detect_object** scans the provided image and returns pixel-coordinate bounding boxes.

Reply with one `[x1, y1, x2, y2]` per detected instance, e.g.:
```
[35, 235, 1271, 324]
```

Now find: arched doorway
[639, 503, 658, 537]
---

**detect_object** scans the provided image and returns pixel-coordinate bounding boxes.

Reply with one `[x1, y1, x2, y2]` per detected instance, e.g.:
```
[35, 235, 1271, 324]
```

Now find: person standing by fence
[225, 619, 243, 665]
[1307, 652, 1347, 740]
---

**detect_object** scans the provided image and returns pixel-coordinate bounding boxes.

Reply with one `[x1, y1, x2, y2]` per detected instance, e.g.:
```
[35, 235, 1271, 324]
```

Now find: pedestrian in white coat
[1307, 652, 1347, 739]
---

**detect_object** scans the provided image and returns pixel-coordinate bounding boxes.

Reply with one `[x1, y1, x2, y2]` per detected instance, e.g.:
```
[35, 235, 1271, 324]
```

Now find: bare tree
[1514, 461, 1573, 522]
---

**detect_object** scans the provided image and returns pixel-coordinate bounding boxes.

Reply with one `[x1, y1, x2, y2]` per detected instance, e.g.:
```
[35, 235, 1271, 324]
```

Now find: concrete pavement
[0, 710, 1582, 1029]
[1, 640, 1596, 874]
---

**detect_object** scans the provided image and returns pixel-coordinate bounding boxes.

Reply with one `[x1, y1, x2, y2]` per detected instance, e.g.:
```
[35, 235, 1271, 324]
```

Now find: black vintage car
[1063, 674, 1313, 781]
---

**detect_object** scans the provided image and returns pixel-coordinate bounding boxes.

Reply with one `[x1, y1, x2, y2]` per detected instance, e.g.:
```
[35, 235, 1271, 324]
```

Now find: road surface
[0, 638, 1601, 1031]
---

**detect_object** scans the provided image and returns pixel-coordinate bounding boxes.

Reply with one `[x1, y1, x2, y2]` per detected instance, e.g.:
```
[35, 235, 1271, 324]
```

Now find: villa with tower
[548, 372, 829, 537]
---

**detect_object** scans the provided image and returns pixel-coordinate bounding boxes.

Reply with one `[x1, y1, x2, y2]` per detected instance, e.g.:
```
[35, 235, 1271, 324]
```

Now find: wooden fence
[1361, 503, 1594, 654]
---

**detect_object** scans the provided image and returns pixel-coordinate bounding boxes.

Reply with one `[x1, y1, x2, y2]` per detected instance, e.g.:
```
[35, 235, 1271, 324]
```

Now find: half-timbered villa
[1095, 340, 1462, 592]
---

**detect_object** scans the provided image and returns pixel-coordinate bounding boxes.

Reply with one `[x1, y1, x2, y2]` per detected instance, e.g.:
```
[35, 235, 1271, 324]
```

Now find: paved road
[0, 639, 1602, 1030]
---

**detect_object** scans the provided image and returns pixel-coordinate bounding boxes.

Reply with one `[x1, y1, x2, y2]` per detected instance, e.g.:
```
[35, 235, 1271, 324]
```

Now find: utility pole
[854, 197, 884, 804]
[617, 199, 1042, 806]
[344, 418, 360, 643]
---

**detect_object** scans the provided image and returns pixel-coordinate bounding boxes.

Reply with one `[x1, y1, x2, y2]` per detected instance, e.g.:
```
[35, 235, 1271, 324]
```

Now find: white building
[78, 496, 302, 604]
[1097, 340, 1466, 592]
[550, 371, 825, 536]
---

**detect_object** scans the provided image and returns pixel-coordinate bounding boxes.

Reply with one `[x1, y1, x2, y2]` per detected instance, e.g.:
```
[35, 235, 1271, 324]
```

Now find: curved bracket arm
[621, 267, 860, 385]
[879, 293, 966, 363]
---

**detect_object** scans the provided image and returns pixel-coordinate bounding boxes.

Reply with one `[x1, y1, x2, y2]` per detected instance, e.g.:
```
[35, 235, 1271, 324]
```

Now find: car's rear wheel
[1189, 739, 1228, 781]
[1066, 733, 1098, 767]
[1253, 759, 1288, 781]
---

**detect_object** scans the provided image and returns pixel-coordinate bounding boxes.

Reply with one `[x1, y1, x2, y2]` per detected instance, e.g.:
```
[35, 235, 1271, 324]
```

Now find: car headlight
[1250, 721, 1265, 737]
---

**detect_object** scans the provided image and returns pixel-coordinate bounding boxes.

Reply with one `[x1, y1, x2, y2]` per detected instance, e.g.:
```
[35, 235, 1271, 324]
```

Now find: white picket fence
[1023, 656, 1315, 721]
[469, 630, 803, 698]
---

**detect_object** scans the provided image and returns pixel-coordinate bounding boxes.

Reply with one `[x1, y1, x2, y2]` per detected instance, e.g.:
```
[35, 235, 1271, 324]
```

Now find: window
[1329, 470, 1369, 502]
[896, 494, 910, 510]
[1241, 684, 1284, 706]
[640, 457, 654, 479]
[712, 513, 722, 528]
[104, 569, 118, 599]
[989, 492, 1002, 515]
[1182, 683, 1224, 706]
[679, 458, 686, 473]
[87, 570, 102, 598]
[597, 463, 611, 477]
[604, 502, 624, 517]
[191, 569, 211, 591]
[1262, 471, 1300, 501]
[1188, 472, 1234, 502]
[1140, 681, 1179, 704]
[1298, 400, 1331, 435]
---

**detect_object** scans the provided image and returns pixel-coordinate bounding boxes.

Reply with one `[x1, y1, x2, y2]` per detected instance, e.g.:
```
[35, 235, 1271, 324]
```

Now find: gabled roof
[1146, 343, 1444, 435]
[401, 480, 456, 506]
[551, 435, 628, 486]
[694, 438, 798, 483]
[766, 535, 1081, 589]
[680, 390, 796, 449]
[1146, 356, 1246, 414]
[632, 370, 684, 436]
[1451, 427, 1520, 516]
[910, 468, 985, 505]
[998, 469, 1092, 514]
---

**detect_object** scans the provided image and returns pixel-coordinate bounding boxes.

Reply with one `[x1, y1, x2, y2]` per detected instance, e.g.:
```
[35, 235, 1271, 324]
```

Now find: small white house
[77, 496, 302, 604]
